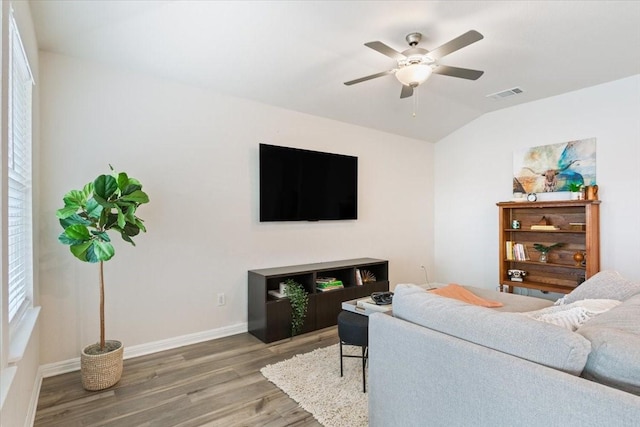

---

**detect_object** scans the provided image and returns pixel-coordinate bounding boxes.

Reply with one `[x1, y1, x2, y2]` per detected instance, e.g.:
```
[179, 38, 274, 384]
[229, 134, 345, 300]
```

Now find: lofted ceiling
[29, 1, 640, 143]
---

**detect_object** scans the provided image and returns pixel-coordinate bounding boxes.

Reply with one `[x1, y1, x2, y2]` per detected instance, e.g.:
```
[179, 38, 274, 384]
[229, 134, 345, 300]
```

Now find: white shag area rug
[260, 344, 368, 427]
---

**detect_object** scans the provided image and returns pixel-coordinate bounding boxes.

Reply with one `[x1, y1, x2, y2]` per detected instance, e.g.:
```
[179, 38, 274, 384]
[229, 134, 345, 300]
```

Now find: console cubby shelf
[497, 200, 600, 294]
[248, 258, 389, 343]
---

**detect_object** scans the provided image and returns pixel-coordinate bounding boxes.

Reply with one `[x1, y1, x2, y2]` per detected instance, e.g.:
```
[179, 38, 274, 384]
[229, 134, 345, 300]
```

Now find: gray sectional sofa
[368, 271, 640, 426]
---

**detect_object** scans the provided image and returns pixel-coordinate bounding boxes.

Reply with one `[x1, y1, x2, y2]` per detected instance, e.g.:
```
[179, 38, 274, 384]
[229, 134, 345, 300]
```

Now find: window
[6, 12, 33, 325]
[1, 9, 33, 348]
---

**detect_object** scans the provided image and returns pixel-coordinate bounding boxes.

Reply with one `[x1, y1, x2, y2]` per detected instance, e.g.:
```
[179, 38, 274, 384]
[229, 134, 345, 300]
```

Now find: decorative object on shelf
[511, 219, 521, 229]
[361, 270, 376, 283]
[283, 279, 309, 337]
[533, 243, 564, 263]
[507, 269, 527, 282]
[573, 252, 585, 267]
[527, 193, 537, 202]
[568, 182, 584, 200]
[56, 166, 150, 390]
[570, 222, 586, 231]
[513, 138, 596, 195]
[355, 269, 364, 286]
[512, 191, 525, 202]
[531, 216, 559, 230]
[537, 216, 550, 225]
[585, 184, 599, 201]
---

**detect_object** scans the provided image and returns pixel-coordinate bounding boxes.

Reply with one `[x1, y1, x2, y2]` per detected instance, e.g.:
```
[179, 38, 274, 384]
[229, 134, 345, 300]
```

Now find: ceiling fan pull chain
[413, 87, 418, 118]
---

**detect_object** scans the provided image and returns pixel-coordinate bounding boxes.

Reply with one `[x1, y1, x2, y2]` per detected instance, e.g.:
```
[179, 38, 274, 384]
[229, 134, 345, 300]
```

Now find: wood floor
[35, 328, 339, 427]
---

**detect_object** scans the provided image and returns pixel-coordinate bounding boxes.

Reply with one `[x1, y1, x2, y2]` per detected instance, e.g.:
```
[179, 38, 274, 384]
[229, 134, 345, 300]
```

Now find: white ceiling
[29, 0, 640, 143]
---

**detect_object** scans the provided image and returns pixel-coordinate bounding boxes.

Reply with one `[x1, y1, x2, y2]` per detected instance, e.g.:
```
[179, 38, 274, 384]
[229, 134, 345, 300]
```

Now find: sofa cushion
[560, 270, 640, 305]
[520, 299, 621, 331]
[393, 284, 591, 375]
[577, 293, 640, 395]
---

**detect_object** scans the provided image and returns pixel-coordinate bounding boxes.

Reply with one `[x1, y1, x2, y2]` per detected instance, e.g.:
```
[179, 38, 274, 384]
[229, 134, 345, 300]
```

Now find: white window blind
[7, 14, 33, 322]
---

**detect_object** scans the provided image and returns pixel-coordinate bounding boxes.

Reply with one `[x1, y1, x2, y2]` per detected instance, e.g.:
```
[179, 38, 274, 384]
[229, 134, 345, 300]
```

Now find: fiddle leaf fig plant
[56, 166, 149, 351]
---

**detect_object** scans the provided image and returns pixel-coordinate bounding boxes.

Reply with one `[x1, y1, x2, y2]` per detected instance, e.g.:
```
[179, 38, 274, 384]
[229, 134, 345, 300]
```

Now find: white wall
[434, 75, 640, 291]
[37, 52, 435, 365]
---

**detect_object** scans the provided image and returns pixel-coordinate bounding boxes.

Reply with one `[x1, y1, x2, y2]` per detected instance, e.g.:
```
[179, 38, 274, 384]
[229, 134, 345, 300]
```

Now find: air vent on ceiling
[486, 87, 524, 100]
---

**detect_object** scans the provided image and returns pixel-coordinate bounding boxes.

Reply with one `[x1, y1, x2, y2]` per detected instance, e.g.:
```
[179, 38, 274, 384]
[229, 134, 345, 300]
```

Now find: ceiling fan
[344, 30, 484, 99]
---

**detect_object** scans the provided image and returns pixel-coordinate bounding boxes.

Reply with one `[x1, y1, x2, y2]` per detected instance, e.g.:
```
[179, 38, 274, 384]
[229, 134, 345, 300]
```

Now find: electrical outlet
[217, 293, 226, 306]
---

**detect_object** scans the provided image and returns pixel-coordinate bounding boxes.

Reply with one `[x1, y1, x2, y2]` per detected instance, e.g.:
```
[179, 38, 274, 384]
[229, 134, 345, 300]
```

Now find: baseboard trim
[40, 322, 248, 378]
[25, 367, 43, 427]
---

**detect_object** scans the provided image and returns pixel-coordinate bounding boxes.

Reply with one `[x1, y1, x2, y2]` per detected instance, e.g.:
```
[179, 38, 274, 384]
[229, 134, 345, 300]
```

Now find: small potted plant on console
[283, 279, 309, 337]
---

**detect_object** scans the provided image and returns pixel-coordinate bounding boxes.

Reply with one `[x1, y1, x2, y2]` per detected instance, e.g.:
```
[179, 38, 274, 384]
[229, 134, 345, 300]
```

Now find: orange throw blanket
[429, 284, 504, 307]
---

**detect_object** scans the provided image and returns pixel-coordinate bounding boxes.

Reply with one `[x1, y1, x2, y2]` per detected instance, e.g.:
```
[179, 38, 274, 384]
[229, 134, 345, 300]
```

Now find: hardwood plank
[35, 327, 338, 426]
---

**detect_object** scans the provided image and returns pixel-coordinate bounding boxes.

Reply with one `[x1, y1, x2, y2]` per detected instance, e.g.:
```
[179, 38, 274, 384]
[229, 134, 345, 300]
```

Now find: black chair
[337, 310, 369, 392]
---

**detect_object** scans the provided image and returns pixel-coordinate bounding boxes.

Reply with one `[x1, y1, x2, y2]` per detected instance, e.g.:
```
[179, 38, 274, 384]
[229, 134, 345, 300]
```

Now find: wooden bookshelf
[497, 200, 600, 294]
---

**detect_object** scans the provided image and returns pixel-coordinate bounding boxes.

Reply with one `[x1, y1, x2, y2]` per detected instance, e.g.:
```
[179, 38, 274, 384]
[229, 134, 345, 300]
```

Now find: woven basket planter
[81, 340, 124, 391]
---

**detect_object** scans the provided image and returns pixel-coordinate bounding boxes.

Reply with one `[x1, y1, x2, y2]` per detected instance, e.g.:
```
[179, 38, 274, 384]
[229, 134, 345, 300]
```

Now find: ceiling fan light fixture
[395, 64, 432, 86]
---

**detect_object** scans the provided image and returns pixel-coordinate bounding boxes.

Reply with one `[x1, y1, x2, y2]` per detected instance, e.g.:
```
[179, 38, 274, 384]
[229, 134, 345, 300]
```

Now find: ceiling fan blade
[344, 69, 395, 86]
[427, 30, 484, 60]
[365, 41, 406, 61]
[400, 84, 414, 99]
[433, 65, 484, 80]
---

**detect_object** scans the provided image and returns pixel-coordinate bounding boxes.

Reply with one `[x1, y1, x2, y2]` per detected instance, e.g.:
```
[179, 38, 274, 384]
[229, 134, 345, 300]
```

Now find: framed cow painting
[513, 138, 596, 194]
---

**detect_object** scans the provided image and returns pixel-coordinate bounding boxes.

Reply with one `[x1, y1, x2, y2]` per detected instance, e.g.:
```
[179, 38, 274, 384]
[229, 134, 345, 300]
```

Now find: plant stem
[99, 260, 105, 350]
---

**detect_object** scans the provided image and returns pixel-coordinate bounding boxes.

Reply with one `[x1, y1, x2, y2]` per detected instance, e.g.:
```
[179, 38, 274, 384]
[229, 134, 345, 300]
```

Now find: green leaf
[135, 218, 146, 233]
[85, 198, 103, 219]
[62, 189, 86, 208]
[120, 190, 149, 204]
[122, 184, 142, 195]
[59, 213, 93, 229]
[70, 241, 93, 262]
[82, 182, 94, 198]
[122, 223, 141, 237]
[93, 241, 115, 261]
[91, 230, 111, 242]
[58, 232, 85, 246]
[63, 224, 91, 241]
[117, 172, 129, 192]
[56, 206, 79, 219]
[117, 207, 126, 228]
[94, 175, 119, 200]
[124, 207, 137, 224]
[93, 193, 115, 209]
[120, 231, 135, 245]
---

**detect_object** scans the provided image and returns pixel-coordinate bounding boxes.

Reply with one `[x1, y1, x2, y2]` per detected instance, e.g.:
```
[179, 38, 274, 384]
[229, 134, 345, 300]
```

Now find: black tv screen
[259, 144, 358, 222]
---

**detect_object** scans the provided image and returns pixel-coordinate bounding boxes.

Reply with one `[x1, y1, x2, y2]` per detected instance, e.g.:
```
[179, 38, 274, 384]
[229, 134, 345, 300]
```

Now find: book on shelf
[355, 269, 364, 286]
[530, 225, 560, 231]
[316, 279, 343, 289]
[316, 284, 344, 292]
[507, 242, 530, 261]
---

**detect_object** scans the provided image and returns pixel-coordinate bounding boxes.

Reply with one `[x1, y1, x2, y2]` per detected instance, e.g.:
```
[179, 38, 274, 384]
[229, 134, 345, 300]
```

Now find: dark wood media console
[248, 258, 389, 343]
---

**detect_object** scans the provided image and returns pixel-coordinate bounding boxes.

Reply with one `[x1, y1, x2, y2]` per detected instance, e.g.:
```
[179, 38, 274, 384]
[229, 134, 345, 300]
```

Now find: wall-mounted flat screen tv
[259, 143, 358, 222]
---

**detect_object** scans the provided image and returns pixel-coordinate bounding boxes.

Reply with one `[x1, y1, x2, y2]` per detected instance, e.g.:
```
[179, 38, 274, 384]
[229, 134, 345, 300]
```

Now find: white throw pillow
[521, 299, 621, 331]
